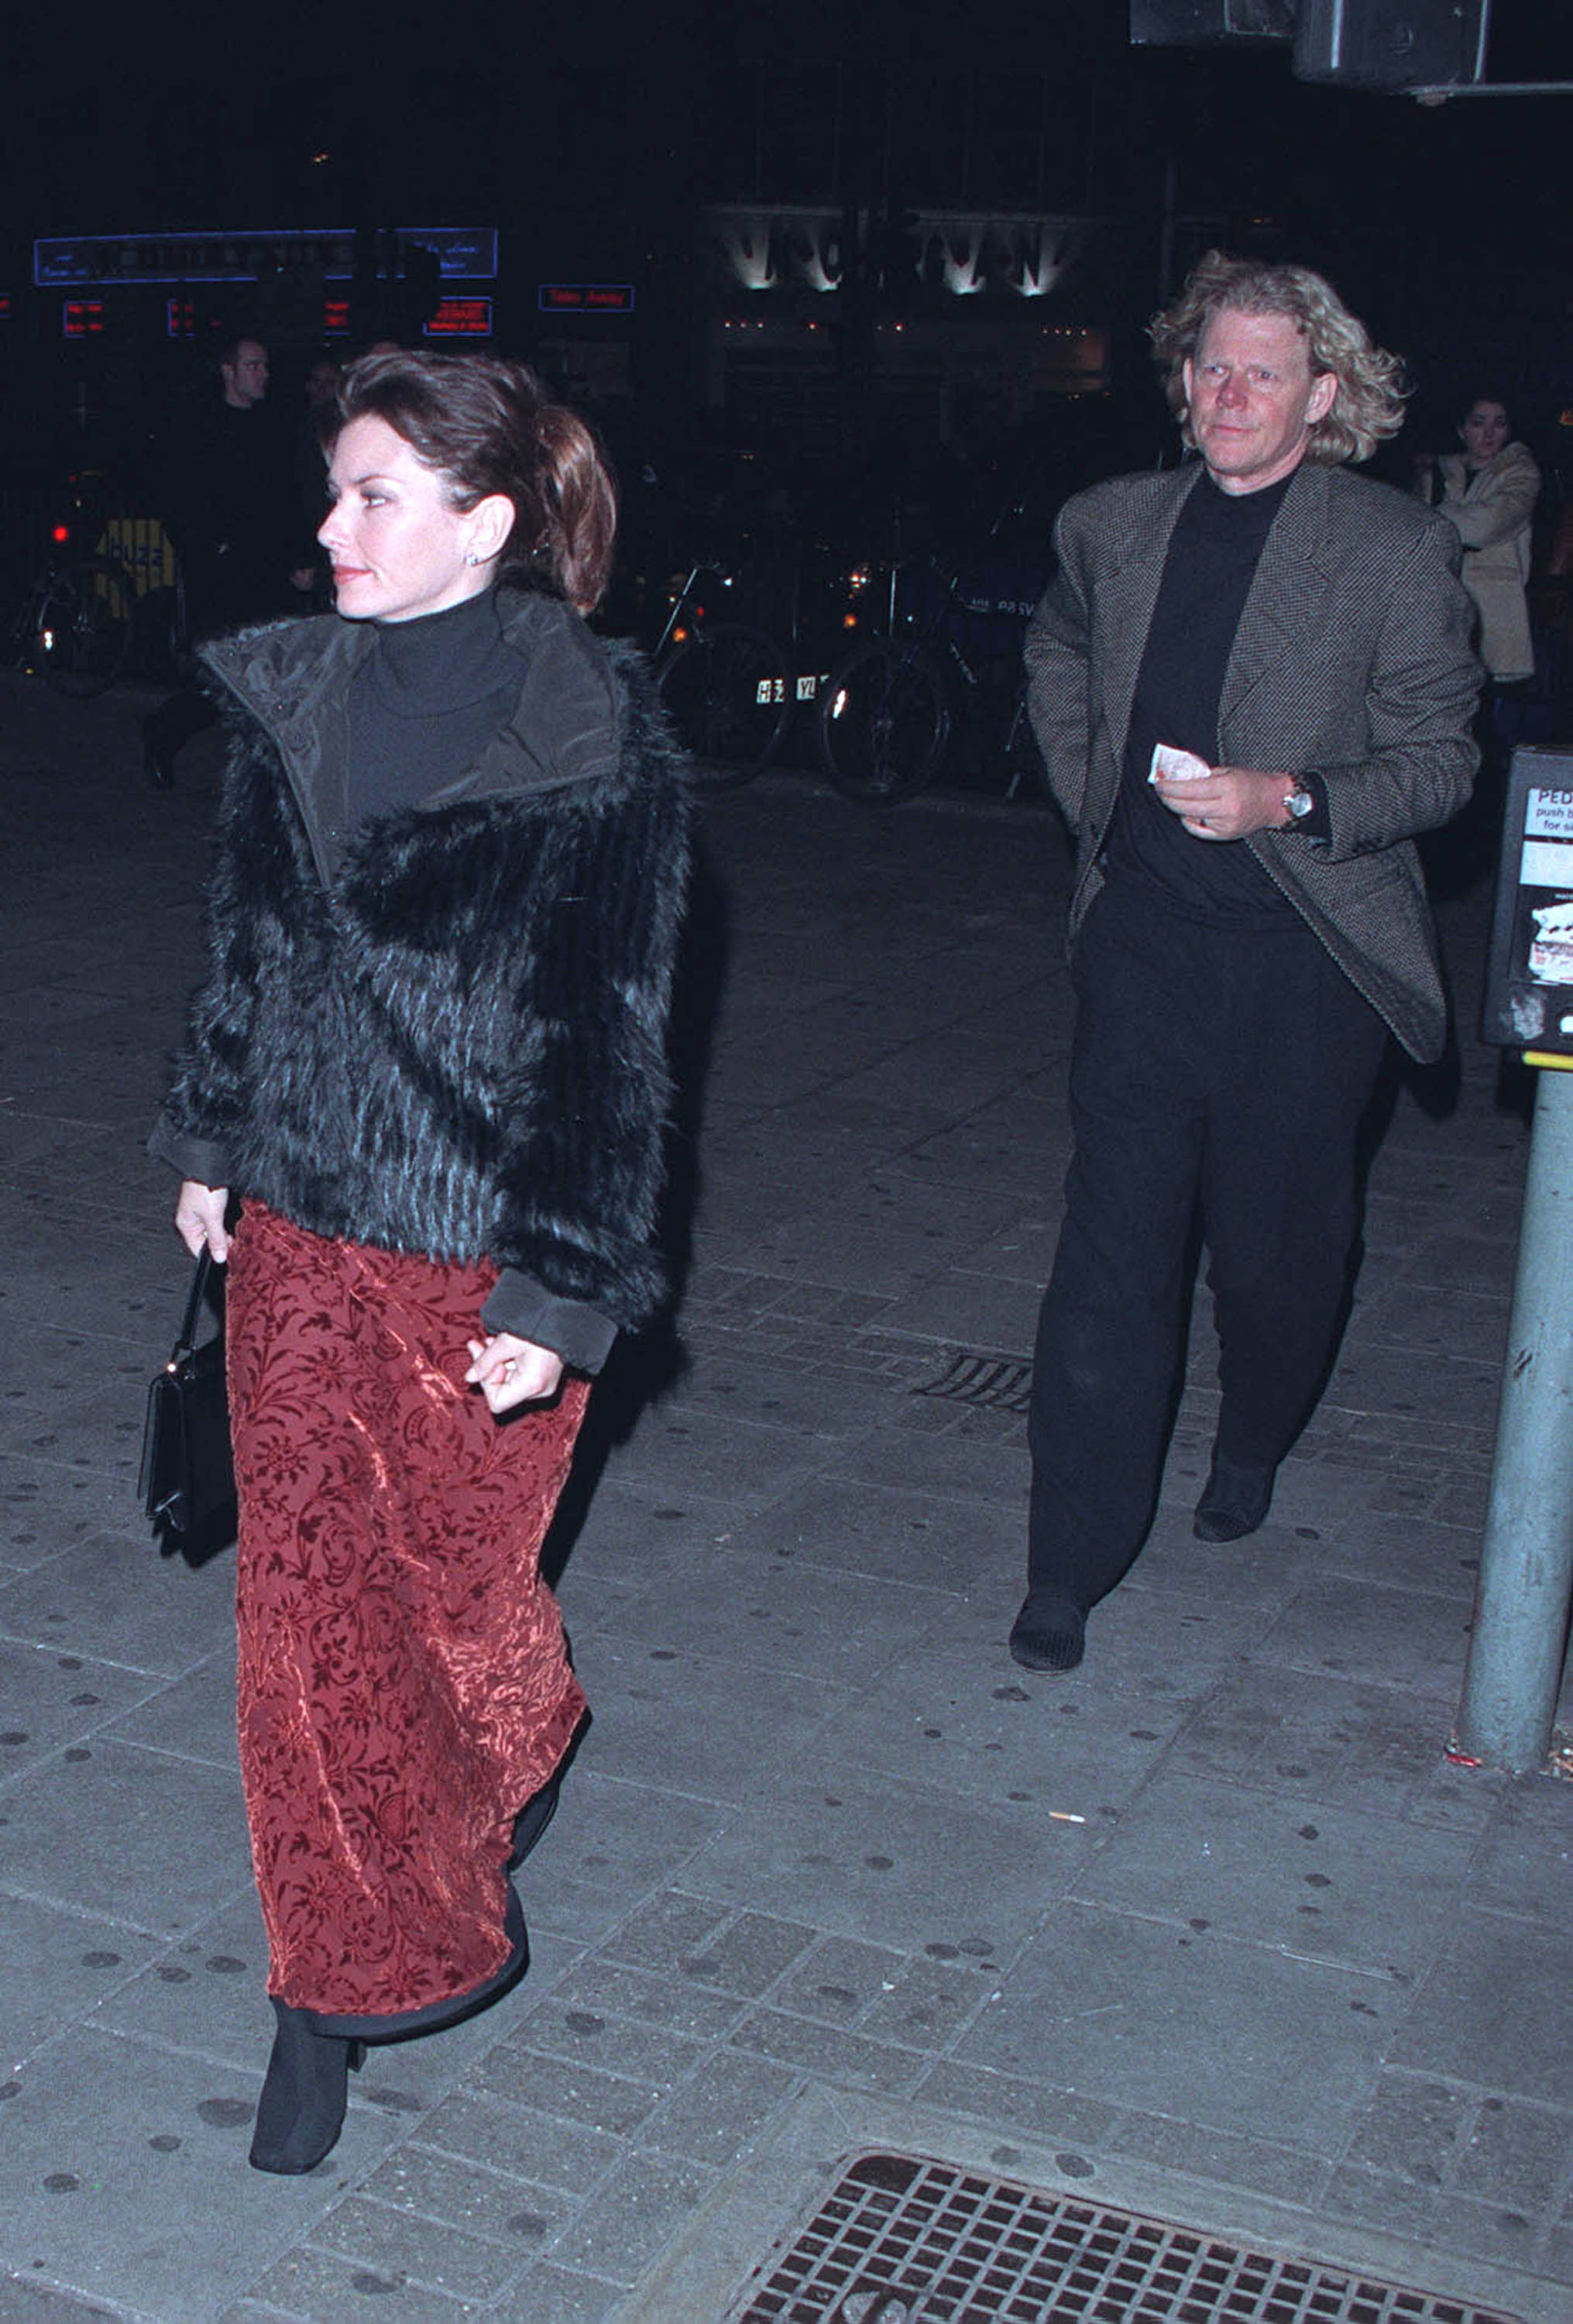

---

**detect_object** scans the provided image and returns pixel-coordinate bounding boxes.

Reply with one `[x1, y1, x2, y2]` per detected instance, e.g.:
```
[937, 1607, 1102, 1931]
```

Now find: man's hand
[175, 1180, 230, 1261]
[465, 1332, 565, 1415]
[1151, 765, 1298, 842]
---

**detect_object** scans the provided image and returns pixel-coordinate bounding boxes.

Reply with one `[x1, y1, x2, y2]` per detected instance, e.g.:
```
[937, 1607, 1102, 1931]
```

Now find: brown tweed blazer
[1025, 458, 1482, 1062]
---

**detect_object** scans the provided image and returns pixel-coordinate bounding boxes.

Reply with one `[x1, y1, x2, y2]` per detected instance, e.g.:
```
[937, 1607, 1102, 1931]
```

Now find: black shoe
[508, 1770, 561, 1872]
[249, 1999, 362, 2175]
[143, 730, 175, 790]
[1193, 1451, 1276, 1542]
[1008, 1590, 1085, 1673]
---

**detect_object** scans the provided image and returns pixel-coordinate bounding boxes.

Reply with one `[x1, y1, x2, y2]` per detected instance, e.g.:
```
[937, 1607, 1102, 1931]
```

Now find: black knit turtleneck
[345, 589, 527, 833]
[1108, 465, 1302, 924]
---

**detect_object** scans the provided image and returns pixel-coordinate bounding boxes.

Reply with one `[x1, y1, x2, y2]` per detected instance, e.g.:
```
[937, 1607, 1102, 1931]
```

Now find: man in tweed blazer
[1012, 253, 1480, 1676]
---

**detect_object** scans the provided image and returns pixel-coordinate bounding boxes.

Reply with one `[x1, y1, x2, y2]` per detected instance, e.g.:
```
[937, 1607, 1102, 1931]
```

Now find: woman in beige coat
[1418, 397, 1539, 682]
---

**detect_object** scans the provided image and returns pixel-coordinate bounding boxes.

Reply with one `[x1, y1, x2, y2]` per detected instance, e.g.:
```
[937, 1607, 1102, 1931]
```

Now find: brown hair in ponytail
[530, 399, 617, 614]
[332, 351, 617, 613]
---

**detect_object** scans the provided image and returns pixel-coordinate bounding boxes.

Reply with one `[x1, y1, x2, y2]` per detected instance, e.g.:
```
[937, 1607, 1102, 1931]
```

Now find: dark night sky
[2, 1, 1567, 243]
[1, 2, 1568, 418]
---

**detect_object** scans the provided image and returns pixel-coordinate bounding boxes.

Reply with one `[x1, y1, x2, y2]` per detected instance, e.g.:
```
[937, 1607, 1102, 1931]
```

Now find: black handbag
[139, 1250, 237, 1551]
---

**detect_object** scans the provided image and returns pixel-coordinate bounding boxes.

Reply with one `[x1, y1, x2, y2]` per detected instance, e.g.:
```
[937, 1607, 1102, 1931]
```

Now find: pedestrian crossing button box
[1482, 744, 1573, 1056]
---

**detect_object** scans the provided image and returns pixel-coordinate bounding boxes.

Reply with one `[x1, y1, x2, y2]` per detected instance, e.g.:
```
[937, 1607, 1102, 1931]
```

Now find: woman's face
[319, 414, 502, 623]
[1459, 401, 1510, 469]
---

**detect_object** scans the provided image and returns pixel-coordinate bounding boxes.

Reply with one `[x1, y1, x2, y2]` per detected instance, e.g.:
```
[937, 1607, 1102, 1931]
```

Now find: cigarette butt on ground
[1048, 1809, 1087, 1824]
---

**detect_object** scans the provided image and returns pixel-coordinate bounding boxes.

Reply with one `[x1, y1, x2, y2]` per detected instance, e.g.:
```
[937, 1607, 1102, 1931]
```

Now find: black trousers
[1026, 878, 1389, 1613]
[144, 561, 291, 776]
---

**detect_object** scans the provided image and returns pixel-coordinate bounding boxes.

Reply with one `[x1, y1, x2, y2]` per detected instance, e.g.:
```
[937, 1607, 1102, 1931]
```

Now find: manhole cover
[916, 1352, 1032, 1415]
[725, 2152, 1524, 2322]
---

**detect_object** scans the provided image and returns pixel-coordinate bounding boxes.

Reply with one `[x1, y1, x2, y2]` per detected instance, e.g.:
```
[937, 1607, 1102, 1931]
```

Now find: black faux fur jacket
[151, 590, 692, 1372]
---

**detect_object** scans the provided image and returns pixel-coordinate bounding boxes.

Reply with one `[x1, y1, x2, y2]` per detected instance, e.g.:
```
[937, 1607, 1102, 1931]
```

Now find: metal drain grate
[916, 1351, 1033, 1415]
[725, 2153, 1524, 2324]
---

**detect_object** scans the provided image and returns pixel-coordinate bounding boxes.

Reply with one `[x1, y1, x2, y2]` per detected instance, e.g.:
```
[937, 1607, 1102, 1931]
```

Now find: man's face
[222, 342, 270, 407]
[1183, 309, 1337, 495]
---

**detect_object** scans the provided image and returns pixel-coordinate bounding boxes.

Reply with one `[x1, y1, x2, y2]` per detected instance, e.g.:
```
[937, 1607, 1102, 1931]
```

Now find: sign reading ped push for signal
[1483, 746, 1573, 1056]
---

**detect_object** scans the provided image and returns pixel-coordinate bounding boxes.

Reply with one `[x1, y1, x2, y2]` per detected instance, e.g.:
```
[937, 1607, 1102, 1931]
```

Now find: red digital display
[537, 283, 634, 314]
[323, 296, 352, 336]
[167, 294, 197, 337]
[424, 297, 493, 338]
[63, 299, 105, 339]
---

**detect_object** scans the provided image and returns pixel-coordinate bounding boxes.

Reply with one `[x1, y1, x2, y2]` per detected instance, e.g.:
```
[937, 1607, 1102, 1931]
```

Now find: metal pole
[1455, 1062, 1573, 1773]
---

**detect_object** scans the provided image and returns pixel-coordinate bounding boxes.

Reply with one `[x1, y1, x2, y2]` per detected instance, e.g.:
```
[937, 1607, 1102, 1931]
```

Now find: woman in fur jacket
[149, 351, 690, 2174]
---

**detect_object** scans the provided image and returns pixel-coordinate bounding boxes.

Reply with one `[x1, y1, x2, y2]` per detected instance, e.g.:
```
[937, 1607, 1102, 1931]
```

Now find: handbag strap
[174, 1247, 213, 1360]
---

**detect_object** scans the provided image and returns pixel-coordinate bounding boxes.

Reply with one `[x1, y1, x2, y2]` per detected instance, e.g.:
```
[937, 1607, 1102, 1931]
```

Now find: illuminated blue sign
[35, 228, 498, 288]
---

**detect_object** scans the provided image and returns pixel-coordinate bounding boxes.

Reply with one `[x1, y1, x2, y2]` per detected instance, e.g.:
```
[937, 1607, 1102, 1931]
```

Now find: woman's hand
[175, 1181, 230, 1262]
[465, 1332, 565, 1415]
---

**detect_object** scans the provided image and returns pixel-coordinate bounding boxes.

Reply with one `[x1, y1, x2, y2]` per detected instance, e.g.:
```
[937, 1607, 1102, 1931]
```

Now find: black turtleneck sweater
[345, 589, 528, 834]
[1108, 466, 1307, 926]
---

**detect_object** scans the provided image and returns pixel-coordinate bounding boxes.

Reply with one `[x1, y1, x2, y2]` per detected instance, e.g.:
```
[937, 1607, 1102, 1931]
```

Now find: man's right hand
[175, 1180, 231, 1262]
[1152, 765, 1303, 841]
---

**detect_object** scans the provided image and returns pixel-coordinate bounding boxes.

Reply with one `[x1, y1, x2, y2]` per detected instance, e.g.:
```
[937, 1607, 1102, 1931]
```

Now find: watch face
[1288, 787, 1313, 818]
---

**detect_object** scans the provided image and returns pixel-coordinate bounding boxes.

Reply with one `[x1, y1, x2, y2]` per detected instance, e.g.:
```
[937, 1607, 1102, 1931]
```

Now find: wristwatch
[1283, 782, 1315, 824]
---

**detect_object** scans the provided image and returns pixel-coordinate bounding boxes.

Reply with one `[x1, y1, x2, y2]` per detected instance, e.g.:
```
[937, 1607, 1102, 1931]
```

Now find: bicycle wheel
[818, 642, 951, 804]
[34, 558, 137, 698]
[658, 623, 791, 789]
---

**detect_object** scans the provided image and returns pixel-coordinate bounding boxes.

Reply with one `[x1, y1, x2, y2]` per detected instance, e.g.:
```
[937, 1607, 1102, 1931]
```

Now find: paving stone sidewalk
[0, 675, 1568, 2324]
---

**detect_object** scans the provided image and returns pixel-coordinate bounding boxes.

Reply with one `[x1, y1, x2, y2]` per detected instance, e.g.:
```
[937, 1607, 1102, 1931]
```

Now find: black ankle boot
[1009, 1589, 1085, 1673]
[249, 1999, 362, 2175]
[142, 722, 175, 791]
[1193, 1450, 1277, 1542]
[508, 1770, 562, 1872]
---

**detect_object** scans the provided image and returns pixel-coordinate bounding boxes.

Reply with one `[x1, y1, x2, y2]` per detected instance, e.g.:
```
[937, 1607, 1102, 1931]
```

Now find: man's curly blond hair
[1150, 250, 1407, 466]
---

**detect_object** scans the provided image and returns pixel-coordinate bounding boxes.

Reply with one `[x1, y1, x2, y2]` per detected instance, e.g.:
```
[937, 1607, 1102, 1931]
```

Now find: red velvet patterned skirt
[225, 1202, 590, 2020]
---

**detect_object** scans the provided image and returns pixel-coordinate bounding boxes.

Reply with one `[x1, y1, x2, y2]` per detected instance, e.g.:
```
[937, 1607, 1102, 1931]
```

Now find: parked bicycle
[817, 552, 1046, 806]
[2, 476, 180, 699]
[651, 559, 799, 789]
[3, 542, 138, 698]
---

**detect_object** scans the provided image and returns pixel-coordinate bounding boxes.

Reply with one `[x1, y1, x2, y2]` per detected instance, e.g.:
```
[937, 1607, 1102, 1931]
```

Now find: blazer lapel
[1220, 461, 1338, 731]
[1099, 469, 1200, 764]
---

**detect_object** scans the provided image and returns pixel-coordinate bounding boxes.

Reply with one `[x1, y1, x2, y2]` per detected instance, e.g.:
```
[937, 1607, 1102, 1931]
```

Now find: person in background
[1415, 395, 1540, 686]
[290, 352, 343, 607]
[143, 335, 316, 786]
